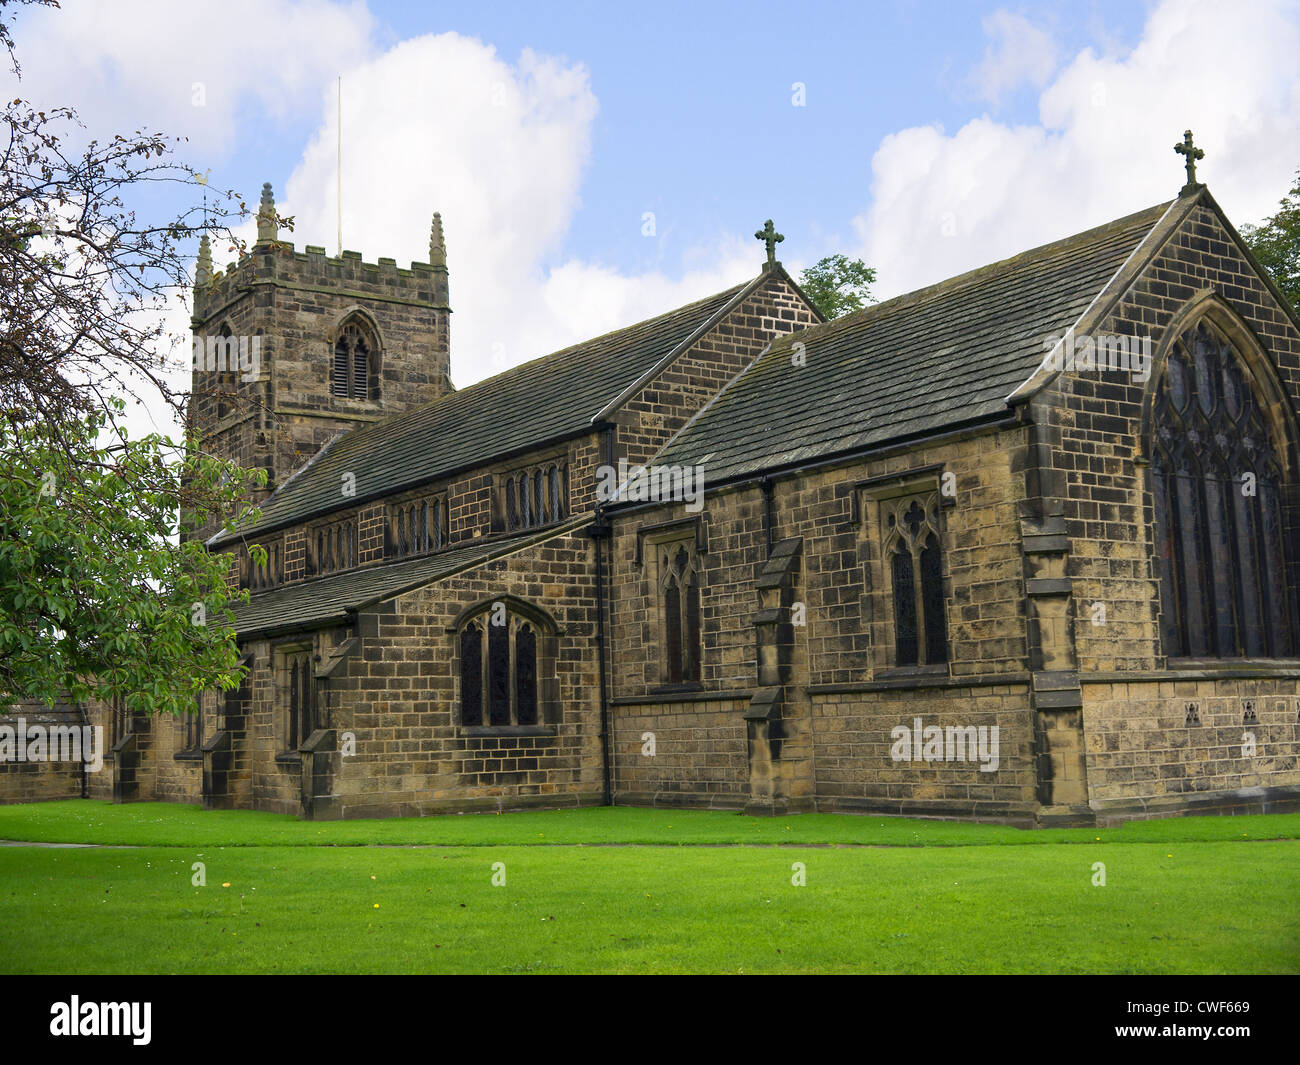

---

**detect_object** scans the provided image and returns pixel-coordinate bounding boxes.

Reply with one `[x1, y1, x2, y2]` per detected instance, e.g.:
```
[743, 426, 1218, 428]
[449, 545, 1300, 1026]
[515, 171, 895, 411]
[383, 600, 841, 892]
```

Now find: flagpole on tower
[337, 75, 343, 257]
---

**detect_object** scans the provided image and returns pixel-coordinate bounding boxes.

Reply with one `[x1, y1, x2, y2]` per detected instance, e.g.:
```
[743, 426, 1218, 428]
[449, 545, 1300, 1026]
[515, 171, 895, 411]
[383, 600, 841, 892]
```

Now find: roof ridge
[773, 199, 1174, 349]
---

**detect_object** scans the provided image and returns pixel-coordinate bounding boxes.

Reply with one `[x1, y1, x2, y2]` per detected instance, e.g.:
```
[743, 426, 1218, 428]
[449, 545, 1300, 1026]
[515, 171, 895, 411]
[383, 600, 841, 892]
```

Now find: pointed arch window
[881, 493, 948, 667]
[332, 316, 377, 399]
[281, 647, 315, 753]
[660, 542, 702, 684]
[457, 601, 556, 728]
[1150, 320, 1295, 658]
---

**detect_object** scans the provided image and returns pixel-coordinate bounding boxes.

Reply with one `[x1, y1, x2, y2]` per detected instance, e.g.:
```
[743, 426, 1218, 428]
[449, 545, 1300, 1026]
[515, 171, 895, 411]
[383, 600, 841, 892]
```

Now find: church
[12, 136, 1300, 826]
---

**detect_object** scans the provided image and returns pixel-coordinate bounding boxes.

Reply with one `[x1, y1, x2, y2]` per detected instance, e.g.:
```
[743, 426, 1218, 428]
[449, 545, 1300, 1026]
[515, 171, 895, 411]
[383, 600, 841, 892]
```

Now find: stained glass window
[1151, 321, 1294, 658]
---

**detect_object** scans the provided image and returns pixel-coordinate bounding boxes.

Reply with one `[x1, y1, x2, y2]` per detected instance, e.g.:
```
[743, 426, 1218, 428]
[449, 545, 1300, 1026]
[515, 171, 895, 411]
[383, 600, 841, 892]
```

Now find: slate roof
[228, 528, 565, 638]
[216, 279, 756, 544]
[652, 200, 1178, 486]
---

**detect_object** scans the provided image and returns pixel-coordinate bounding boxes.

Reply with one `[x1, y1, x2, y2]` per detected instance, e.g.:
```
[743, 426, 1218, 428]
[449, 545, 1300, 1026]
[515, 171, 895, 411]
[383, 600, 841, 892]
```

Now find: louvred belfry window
[881, 493, 948, 667]
[1150, 320, 1295, 659]
[332, 317, 376, 399]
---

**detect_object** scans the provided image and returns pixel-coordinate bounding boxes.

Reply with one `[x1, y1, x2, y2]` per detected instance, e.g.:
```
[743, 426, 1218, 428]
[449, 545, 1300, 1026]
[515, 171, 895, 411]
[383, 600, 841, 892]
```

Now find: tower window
[332, 317, 377, 399]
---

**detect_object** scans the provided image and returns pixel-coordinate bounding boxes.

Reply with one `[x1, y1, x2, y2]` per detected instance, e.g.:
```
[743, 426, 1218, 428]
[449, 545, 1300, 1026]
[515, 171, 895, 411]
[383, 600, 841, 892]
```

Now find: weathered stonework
[10, 188, 1299, 828]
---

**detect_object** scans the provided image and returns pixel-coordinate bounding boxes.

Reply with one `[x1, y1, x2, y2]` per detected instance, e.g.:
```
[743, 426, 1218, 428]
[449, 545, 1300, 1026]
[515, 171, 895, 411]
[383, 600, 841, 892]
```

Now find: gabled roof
[651, 198, 1183, 486]
[215, 277, 766, 545]
[229, 527, 571, 638]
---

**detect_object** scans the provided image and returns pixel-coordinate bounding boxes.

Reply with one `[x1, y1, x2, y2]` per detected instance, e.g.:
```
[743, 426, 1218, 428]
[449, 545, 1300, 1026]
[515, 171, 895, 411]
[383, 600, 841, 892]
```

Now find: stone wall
[609, 696, 749, 807]
[1033, 196, 1300, 812]
[0, 702, 90, 804]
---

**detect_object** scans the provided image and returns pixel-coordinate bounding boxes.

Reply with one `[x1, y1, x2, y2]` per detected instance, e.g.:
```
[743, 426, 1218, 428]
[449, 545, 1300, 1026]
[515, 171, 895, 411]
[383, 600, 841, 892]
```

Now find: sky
[6, 0, 1300, 439]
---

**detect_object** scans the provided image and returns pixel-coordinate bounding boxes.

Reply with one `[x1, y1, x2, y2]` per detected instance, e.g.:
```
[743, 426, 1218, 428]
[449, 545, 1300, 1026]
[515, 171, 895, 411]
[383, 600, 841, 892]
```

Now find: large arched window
[1151, 319, 1294, 658]
[331, 315, 377, 399]
[457, 600, 556, 727]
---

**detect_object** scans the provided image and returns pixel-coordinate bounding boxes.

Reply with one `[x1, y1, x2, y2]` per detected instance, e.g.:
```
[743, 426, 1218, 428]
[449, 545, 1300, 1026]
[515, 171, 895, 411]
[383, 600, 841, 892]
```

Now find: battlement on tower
[194, 242, 450, 320]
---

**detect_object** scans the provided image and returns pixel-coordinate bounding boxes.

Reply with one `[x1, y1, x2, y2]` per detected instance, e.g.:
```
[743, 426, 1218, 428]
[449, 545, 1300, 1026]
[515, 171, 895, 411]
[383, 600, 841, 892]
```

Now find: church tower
[188, 183, 453, 538]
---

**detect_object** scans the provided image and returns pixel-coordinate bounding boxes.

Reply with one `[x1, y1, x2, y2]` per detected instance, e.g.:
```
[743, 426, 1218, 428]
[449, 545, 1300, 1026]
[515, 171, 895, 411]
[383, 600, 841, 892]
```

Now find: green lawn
[1, 802, 1297, 974]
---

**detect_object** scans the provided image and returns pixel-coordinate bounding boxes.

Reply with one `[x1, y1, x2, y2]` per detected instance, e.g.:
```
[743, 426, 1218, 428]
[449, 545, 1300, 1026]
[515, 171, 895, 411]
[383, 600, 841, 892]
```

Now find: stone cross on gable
[1174, 130, 1205, 194]
[755, 219, 784, 266]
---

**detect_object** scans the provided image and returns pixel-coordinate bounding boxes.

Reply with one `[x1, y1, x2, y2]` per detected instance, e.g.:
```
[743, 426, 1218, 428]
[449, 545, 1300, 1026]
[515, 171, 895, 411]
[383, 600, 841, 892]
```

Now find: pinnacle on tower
[196, 233, 213, 286]
[256, 182, 278, 245]
[429, 212, 447, 267]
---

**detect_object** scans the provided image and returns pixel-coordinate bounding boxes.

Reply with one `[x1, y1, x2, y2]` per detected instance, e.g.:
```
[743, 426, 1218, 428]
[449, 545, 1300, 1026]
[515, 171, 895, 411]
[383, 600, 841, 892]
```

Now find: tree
[1241, 168, 1300, 313]
[799, 253, 877, 320]
[0, 0, 281, 713]
[0, 403, 264, 714]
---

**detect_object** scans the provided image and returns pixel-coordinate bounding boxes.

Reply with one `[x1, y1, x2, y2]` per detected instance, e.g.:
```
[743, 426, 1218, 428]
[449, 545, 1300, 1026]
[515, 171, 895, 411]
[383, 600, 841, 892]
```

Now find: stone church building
[11, 147, 1300, 826]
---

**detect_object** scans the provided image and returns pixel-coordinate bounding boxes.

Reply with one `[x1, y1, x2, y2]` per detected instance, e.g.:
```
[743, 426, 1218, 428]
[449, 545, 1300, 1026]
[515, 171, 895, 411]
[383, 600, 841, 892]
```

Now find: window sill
[173, 750, 203, 762]
[875, 664, 949, 681]
[649, 682, 705, 696]
[460, 725, 556, 738]
[274, 751, 302, 764]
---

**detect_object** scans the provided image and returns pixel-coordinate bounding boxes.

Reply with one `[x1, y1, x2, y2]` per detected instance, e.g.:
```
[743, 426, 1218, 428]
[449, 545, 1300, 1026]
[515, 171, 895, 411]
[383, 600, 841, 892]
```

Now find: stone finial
[755, 219, 784, 268]
[256, 182, 278, 244]
[1174, 130, 1205, 194]
[196, 233, 213, 286]
[429, 212, 447, 267]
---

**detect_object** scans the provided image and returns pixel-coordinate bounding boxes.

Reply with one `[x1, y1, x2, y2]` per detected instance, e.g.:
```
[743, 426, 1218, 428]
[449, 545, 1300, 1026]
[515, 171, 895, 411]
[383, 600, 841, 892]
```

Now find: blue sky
[198, 0, 1152, 275]
[6, 0, 1299, 429]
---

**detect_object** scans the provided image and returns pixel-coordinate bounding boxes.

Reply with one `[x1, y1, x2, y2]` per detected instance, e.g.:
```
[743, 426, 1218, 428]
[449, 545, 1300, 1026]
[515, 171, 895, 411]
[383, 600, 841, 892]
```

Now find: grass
[2, 799, 1300, 848]
[0, 802, 1297, 973]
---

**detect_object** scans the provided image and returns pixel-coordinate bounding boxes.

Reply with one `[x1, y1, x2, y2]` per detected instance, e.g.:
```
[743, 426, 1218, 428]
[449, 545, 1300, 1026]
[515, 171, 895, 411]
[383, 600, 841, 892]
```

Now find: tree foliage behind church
[1241, 168, 1300, 313]
[799, 254, 877, 320]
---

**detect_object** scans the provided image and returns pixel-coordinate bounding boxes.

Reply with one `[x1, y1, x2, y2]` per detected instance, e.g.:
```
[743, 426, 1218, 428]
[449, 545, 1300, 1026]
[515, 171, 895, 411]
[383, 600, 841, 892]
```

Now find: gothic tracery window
[458, 602, 553, 728]
[881, 493, 948, 667]
[661, 542, 702, 684]
[1151, 320, 1294, 658]
[332, 316, 376, 399]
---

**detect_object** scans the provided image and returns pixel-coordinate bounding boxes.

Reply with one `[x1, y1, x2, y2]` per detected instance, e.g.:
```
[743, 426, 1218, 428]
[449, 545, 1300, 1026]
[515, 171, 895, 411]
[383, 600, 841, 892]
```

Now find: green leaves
[798, 253, 878, 320]
[0, 404, 263, 717]
[1241, 169, 1300, 314]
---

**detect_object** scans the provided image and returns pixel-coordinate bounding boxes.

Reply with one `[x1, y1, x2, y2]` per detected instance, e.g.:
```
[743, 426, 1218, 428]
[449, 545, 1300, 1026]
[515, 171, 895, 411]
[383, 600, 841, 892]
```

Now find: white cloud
[7, 0, 376, 149]
[857, 0, 1300, 300]
[275, 32, 755, 385]
[972, 10, 1059, 106]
